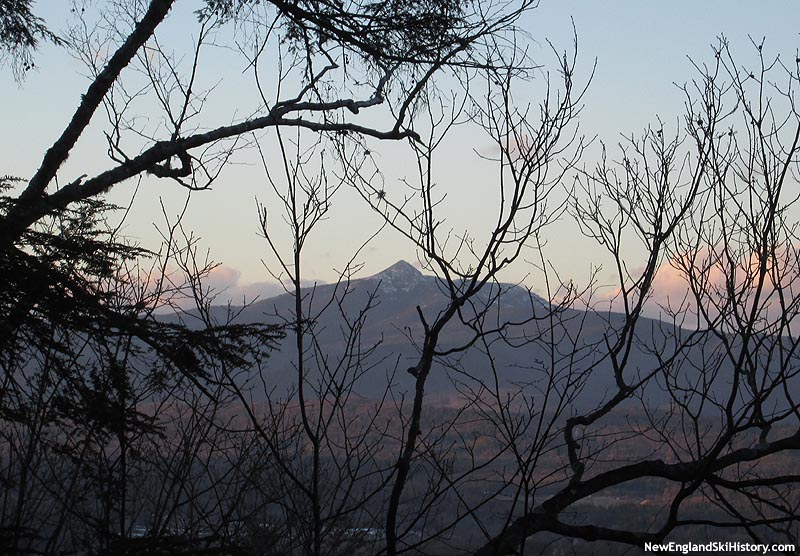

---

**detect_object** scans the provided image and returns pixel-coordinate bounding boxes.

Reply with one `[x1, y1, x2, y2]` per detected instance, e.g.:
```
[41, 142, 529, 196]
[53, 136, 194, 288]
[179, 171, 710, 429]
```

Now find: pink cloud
[202, 265, 291, 304]
[205, 265, 242, 292]
[139, 263, 291, 310]
[588, 244, 800, 326]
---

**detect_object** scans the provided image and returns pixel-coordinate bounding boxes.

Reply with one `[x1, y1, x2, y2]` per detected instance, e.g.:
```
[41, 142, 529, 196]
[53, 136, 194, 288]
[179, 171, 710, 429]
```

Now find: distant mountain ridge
[202, 260, 690, 408]
[245, 260, 545, 307]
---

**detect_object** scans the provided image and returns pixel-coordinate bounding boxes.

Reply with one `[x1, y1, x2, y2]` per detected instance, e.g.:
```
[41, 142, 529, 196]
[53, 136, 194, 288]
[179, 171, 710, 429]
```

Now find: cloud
[588, 244, 800, 326]
[203, 265, 288, 304]
[144, 260, 338, 311]
[591, 254, 712, 319]
[205, 265, 242, 292]
[202, 265, 333, 305]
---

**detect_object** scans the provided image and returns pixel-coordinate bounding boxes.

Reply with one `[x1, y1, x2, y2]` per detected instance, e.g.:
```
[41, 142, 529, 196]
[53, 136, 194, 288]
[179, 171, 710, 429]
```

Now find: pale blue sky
[3, 1, 799, 300]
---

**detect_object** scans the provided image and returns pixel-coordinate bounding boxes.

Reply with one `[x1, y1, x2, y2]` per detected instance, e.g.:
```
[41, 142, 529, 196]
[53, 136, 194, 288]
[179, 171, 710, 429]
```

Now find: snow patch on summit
[367, 260, 425, 294]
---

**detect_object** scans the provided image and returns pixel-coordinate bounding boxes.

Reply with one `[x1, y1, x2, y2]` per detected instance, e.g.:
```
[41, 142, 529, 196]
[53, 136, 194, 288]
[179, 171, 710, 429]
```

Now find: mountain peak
[376, 260, 421, 277]
[369, 260, 424, 293]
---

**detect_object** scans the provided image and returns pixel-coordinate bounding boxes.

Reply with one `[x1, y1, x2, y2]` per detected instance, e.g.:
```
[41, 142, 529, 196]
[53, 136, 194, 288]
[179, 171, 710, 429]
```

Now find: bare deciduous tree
[0, 0, 540, 554]
[4, 0, 800, 553]
[475, 38, 800, 555]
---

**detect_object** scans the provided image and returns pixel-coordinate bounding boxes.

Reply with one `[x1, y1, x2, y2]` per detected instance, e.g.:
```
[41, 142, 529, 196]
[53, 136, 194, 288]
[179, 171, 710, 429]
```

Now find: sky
[3, 0, 799, 303]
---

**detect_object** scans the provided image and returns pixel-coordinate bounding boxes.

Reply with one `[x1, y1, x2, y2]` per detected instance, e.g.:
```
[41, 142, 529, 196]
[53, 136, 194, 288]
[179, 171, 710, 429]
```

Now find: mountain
[205, 261, 690, 408]
[239, 260, 550, 346]
[367, 259, 428, 293]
